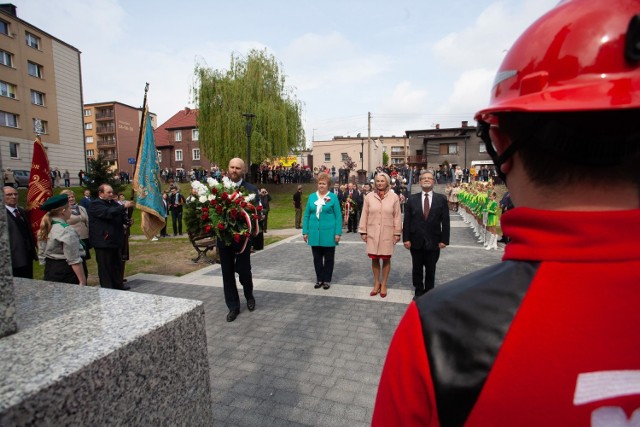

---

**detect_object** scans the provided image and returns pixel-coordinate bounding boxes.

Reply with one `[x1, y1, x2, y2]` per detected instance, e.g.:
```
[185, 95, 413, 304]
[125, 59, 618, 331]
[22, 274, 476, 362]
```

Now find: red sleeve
[372, 302, 440, 427]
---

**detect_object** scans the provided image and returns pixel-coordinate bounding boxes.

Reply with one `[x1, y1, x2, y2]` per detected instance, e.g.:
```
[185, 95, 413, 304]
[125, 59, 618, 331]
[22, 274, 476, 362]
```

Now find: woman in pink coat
[358, 172, 402, 297]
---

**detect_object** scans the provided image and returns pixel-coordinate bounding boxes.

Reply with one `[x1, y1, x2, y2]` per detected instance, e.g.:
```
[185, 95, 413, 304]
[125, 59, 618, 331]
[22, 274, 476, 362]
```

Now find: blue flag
[133, 107, 165, 239]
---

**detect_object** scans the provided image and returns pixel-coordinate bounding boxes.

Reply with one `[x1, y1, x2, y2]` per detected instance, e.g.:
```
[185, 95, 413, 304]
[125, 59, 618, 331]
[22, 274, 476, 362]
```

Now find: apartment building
[83, 101, 156, 176]
[0, 4, 84, 182]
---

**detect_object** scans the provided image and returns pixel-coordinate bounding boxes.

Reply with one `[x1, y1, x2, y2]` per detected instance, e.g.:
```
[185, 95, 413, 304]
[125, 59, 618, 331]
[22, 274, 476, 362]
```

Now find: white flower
[199, 195, 208, 203]
[246, 193, 255, 202]
[207, 194, 214, 201]
[207, 177, 218, 187]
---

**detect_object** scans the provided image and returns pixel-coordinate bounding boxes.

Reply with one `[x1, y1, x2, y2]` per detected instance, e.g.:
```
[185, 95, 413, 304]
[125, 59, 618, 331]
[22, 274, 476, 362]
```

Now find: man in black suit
[168, 185, 185, 236]
[218, 157, 259, 322]
[79, 189, 92, 210]
[88, 184, 134, 290]
[4, 186, 37, 278]
[402, 171, 450, 299]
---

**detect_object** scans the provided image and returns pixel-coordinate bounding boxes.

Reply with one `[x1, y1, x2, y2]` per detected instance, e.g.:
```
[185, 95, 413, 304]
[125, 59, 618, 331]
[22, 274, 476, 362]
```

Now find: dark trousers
[44, 258, 87, 284]
[311, 246, 336, 283]
[12, 263, 33, 279]
[347, 213, 358, 232]
[171, 209, 183, 235]
[94, 247, 124, 289]
[410, 248, 440, 297]
[218, 244, 254, 311]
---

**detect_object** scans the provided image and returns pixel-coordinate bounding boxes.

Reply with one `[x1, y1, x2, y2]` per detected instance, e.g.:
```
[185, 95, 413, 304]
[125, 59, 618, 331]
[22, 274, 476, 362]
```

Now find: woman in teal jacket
[302, 172, 342, 289]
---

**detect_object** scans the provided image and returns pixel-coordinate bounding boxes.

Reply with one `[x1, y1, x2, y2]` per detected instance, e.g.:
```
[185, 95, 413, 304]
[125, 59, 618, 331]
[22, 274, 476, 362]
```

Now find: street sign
[128, 158, 136, 164]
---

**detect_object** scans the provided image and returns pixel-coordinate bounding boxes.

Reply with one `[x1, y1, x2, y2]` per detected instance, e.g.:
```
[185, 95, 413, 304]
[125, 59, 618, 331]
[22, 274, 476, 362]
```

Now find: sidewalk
[126, 212, 503, 426]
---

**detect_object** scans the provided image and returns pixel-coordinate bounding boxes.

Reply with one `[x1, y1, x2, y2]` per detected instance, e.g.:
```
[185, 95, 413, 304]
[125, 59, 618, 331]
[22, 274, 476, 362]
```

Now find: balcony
[99, 151, 117, 161]
[407, 155, 427, 164]
[95, 112, 114, 120]
[96, 125, 115, 134]
[97, 139, 116, 147]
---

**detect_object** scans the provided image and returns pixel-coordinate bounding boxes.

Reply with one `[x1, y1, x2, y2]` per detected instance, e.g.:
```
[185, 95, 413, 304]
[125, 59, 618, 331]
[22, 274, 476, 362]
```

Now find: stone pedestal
[0, 279, 213, 425]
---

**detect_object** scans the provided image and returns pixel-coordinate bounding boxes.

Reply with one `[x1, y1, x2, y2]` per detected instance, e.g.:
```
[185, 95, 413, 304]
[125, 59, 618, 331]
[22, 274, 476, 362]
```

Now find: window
[439, 143, 458, 155]
[0, 49, 12, 67]
[175, 130, 182, 142]
[27, 61, 43, 78]
[324, 153, 331, 162]
[341, 153, 349, 161]
[0, 111, 18, 128]
[391, 147, 405, 155]
[31, 90, 45, 106]
[0, 81, 17, 99]
[86, 136, 94, 143]
[33, 118, 48, 134]
[0, 20, 8, 36]
[157, 150, 162, 163]
[192, 148, 200, 160]
[192, 129, 199, 141]
[84, 109, 91, 116]
[85, 122, 93, 130]
[479, 142, 487, 153]
[175, 149, 183, 161]
[25, 32, 41, 49]
[9, 142, 19, 159]
[86, 149, 94, 157]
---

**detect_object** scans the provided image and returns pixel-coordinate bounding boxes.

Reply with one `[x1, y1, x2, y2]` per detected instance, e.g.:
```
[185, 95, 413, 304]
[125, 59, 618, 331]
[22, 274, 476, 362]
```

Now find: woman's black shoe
[314, 282, 322, 289]
[322, 283, 330, 290]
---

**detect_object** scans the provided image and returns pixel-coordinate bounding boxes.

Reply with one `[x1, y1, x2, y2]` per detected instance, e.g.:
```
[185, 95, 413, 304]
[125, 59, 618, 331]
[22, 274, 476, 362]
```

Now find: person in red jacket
[372, 1, 640, 425]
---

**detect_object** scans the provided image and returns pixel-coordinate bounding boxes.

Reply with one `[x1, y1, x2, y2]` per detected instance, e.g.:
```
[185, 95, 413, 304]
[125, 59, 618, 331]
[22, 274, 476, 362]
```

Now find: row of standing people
[300, 170, 450, 299]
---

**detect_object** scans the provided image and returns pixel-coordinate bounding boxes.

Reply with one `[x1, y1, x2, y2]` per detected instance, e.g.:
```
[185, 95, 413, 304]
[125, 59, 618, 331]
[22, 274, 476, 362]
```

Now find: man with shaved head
[218, 157, 260, 322]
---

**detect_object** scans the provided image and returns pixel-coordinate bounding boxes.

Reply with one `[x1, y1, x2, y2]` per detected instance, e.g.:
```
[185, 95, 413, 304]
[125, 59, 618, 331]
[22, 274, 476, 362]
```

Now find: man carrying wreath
[218, 157, 260, 322]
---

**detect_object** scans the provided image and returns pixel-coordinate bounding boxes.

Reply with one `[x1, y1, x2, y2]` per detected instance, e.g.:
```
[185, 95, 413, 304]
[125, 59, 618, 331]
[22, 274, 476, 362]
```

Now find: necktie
[14, 209, 23, 221]
[423, 193, 430, 219]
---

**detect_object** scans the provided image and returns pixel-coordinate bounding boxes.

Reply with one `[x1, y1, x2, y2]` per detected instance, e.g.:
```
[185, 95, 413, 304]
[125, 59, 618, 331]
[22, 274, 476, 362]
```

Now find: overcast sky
[14, 0, 558, 146]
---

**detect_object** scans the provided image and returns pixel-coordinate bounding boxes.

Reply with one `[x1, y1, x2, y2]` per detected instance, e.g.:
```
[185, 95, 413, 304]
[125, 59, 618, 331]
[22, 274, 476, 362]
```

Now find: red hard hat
[476, 0, 640, 121]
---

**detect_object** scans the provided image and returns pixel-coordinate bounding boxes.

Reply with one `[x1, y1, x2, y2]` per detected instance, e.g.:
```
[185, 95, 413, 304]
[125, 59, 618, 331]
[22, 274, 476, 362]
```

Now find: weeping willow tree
[194, 49, 305, 169]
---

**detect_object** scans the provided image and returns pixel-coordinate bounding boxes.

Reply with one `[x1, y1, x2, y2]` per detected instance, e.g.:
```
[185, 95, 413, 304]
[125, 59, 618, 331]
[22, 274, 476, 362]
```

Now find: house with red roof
[155, 107, 213, 174]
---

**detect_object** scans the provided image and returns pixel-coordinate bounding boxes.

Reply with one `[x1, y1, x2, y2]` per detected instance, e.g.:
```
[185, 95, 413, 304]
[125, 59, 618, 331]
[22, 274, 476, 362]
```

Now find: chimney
[461, 121, 468, 127]
[184, 107, 191, 114]
[0, 4, 17, 16]
[435, 124, 440, 129]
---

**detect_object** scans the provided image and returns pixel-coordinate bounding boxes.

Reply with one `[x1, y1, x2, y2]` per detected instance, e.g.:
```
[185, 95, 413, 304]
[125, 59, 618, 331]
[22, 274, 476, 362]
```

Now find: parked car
[13, 170, 30, 187]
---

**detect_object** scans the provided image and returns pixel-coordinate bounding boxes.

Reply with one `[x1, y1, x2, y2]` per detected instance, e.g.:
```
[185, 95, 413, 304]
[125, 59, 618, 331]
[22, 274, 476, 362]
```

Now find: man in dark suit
[79, 189, 92, 210]
[168, 185, 185, 236]
[88, 184, 134, 290]
[4, 186, 37, 278]
[402, 171, 450, 299]
[218, 157, 259, 322]
[345, 182, 362, 232]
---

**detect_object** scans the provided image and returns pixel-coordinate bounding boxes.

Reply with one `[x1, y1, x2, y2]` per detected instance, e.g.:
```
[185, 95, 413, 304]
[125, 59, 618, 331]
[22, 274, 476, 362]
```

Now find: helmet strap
[477, 121, 520, 185]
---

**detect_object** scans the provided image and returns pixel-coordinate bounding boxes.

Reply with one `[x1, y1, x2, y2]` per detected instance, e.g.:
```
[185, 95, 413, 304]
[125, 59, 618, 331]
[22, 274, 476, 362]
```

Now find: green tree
[86, 154, 123, 197]
[382, 151, 389, 166]
[194, 49, 305, 169]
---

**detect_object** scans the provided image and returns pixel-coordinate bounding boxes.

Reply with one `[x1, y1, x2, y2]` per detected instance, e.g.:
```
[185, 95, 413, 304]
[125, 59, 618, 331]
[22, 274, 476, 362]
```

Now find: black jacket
[402, 191, 450, 250]
[88, 198, 127, 249]
[6, 207, 37, 268]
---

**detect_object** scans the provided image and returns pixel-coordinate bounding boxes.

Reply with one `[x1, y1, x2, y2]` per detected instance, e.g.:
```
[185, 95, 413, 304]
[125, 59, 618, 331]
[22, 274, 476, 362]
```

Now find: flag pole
[131, 82, 150, 199]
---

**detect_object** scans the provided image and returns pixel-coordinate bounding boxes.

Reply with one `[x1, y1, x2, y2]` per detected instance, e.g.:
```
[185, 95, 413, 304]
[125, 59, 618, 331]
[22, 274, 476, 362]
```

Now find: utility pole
[367, 112, 371, 175]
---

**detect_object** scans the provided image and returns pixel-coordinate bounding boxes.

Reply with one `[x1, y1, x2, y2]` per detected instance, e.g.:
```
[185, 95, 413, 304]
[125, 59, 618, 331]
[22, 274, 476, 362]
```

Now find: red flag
[26, 136, 53, 242]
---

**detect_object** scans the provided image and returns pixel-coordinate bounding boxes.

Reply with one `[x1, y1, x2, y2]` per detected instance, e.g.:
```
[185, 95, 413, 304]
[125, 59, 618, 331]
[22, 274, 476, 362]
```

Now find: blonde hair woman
[60, 189, 91, 260]
[358, 172, 402, 297]
[37, 194, 87, 285]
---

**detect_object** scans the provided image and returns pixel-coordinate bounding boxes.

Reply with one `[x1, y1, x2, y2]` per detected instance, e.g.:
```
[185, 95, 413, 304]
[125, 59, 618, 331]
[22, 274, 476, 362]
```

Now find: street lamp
[242, 113, 255, 182]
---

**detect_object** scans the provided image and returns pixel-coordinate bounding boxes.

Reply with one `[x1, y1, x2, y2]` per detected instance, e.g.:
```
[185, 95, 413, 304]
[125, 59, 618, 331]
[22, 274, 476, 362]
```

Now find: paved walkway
[127, 212, 503, 426]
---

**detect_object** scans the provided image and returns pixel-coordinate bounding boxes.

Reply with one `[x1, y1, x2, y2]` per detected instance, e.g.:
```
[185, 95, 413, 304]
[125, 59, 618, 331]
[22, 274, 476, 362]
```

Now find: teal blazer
[302, 192, 342, 247]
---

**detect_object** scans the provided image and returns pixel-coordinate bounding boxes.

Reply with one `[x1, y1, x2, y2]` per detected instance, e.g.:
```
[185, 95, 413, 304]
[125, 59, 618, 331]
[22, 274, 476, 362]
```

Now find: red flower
[221, 192, 228, 200]
[230, 208, 238, 219]
[324, 197, 330, 203]
[244, 231, 250, 237]
[233, 233, 241, 243]
[257, 205, 263, 212]
[235, 198, 242, 205]
[246, 204, 255, 212]
[217, 223, 225, 230]
[201, 213, 209, 220]
[210, 200, 217, 206]
[204, 224, 212, 233]
[211, 187, 218, 194]
[241, 201, 247, 208]
[216, 205, 223, 214]
[202, 207, 209, 212]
